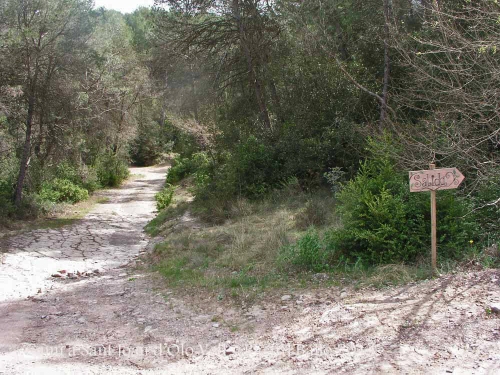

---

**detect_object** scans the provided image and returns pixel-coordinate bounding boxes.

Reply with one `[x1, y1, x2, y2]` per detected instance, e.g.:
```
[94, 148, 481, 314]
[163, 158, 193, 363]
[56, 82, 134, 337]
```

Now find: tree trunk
[380, 0, 391, 127]
[191, 71, 199, 122]
[269, 79, 284, 124]
[232, 0, 272, 130]
[14, 93, 35, 205]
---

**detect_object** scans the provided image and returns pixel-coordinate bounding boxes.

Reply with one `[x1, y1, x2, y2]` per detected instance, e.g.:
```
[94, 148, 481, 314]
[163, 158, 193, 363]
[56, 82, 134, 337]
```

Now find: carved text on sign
[409, 168, 465, 192]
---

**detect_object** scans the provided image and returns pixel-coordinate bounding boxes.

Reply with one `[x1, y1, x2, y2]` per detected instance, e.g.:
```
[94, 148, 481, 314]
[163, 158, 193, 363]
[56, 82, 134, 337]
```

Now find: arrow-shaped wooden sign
[409, 164, 465, 271]
[409, 168, 465, 192]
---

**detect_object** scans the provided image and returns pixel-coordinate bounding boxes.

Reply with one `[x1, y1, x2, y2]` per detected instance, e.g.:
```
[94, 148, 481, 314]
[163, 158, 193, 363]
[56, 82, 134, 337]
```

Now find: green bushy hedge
[166, 156, 196, 184]
[39, 178, 89, 204]
[192, 137, 284, 202]
[0, 179, 15, 216]
[282, 156, 478, 269]
[166, 152, 211, 185]
[95, 153, 129, 187]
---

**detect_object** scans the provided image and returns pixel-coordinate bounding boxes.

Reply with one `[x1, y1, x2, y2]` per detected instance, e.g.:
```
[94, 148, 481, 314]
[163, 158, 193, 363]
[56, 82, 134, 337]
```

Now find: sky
[93, 0, 155, 14]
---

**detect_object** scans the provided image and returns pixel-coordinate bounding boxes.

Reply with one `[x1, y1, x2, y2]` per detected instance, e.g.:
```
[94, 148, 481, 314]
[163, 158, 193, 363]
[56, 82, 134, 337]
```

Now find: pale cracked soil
[0, 167, 499, 374]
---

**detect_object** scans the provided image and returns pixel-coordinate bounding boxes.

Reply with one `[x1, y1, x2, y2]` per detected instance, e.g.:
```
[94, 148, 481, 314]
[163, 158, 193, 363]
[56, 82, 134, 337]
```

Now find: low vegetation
[0, 154, 129, 228]
[148, 204, 497, 298]
[146, 141, 499, 298]
[155, 184, 175, 211]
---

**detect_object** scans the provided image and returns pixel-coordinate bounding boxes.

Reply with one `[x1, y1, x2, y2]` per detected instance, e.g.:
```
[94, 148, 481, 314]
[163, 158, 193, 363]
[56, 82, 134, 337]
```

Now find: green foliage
[471, 169, 500, 241]
[155, 184, 174, 211]
[281, 154, 479, 270]
[194, 136, 284, 202]
[328, 156, 478, 265]
[39, 178, 89, 204]
[166, 156, 196, 184]
[166, 152, 210, 185]
[95, 153, 130, 187]
[324, 167, 346, 194]
[279, 228, 332, 272]
[80, 165, 101, 193]
[0, 154, 19, 217]
[229, 136, 282, 199]
[163, 119, 200, 157]
[0, 179, 15, 216]
[129, 121, 164, 166]
[55, 162, 80, 184]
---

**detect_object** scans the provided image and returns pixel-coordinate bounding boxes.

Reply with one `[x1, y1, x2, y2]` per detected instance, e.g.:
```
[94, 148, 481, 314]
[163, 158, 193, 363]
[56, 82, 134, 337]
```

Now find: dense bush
[155, 184, 174, 211]
[0, 154, 19, 217]
[0, 179, 15, 216]
[283, 155, 479, 269]
[166, 152, 211, 185]
[471, 170, 500, 242]
[279, 228, 332, 272]
[51, 162, 99, 193]
[194, 136, 285, 202]
[331, 157, 477, 265]
[80, 165, 101, 193]
[0, 152, 130, 219]
[95, 153, 130, 187]
[55, 162, 81, 184]
[39, 178, 89, 204]
[166, 156, 196, 184]
[129, 121, 164, 166]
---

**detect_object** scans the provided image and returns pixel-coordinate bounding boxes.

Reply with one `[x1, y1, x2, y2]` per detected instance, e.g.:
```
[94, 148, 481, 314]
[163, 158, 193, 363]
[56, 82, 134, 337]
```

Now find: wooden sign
[409, 164, 465, 271]
[409, 168, 465, 192]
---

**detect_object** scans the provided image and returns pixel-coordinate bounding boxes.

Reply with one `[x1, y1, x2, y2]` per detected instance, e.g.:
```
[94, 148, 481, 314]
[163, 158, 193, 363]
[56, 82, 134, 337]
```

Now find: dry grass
[147, 182, 342, 300]
[147, 185, 448, 296]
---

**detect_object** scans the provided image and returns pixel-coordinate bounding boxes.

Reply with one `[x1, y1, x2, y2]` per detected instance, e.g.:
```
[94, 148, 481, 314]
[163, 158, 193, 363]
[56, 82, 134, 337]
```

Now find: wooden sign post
[409, 165, 465, 270]
[430, 164, 437, 270]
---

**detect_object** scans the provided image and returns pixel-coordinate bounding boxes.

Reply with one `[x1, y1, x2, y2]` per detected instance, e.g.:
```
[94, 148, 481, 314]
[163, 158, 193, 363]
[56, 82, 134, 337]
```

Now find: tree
[0, 0, 93, 205]
[391, 0, 500, 186]
[153, 0, 281, 132]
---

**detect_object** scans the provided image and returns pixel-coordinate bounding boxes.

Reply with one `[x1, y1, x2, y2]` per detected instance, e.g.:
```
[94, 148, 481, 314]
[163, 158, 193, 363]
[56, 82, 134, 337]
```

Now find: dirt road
[0, 167, 499, 374]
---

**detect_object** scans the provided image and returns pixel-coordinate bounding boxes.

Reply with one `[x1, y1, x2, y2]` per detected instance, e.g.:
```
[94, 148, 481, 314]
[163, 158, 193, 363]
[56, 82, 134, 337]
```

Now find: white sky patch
[93, 0, 155, 14]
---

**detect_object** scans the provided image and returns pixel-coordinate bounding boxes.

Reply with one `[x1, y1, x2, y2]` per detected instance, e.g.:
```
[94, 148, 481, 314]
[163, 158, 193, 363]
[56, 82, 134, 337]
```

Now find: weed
[155, 184, 175, 211]
[230, 325, 240, 332]
[145, 201, 189, 236]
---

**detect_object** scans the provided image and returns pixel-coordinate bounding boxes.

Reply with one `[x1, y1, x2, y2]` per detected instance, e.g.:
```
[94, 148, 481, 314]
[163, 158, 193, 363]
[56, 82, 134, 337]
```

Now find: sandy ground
[0, 167, 499, 374]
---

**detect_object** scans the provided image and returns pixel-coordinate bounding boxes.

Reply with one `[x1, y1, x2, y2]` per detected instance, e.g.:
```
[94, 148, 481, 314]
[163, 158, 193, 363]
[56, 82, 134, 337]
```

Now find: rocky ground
[0, 167, 499, 374]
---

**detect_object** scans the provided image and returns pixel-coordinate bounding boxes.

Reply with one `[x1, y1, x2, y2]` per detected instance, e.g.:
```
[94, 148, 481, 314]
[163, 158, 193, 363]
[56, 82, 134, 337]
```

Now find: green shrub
[279, 228, 332, 272]
[229, 136, 282, 199]
[281, 155, 479, 270]
[328, 156, 478, 265]
[95, 153, 129, 187]
[39, 178, 89, 204]
[55, 162, 81, 184]
[0, 178, 15, 216]
[80, 165, 101, 193]
[471, 169, 500, 241]
[129, 121, 163, 166]
[155, 184, 175, 211]
[194, 137, 284, 202]
[166, 156, 195, 184]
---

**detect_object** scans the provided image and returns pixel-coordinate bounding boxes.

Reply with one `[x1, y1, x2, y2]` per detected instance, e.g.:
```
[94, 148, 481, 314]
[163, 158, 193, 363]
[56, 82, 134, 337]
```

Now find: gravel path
[0, 167, 167, 302]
